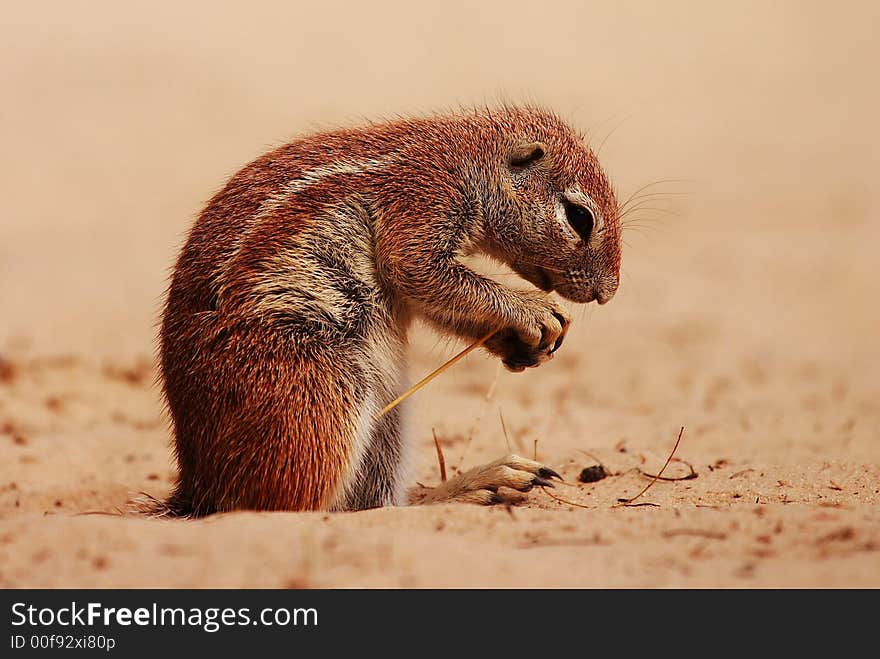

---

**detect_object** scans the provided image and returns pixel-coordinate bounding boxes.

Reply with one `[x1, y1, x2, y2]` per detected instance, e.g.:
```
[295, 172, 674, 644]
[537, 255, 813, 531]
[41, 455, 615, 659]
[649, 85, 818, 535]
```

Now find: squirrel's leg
[377, 203, 571, 369]
[386, 256, 571, 371]
[326, 325, 412, 510]
[409, 454, 562, 506]
[164, 321, 364, 514]
[330, 403, 410, 510]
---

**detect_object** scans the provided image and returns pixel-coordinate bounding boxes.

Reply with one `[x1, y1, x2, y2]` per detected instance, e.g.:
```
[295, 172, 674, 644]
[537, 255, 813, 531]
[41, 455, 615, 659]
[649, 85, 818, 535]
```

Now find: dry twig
[541, 486, 594, 510]
[499, 408, 512, 453]
[638, 457, 697, 481]
[431, 428, 447, 483]
[616, 426, 686, 506]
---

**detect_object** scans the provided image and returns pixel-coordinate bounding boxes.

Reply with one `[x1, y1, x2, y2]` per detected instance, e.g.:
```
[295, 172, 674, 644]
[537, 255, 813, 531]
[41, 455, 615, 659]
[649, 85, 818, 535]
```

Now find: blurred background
[2, 0, 877, 359]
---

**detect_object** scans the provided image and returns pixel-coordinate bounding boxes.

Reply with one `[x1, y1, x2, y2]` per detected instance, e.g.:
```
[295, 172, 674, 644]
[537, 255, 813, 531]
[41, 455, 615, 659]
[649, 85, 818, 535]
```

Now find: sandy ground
[1, 1, 878, 587]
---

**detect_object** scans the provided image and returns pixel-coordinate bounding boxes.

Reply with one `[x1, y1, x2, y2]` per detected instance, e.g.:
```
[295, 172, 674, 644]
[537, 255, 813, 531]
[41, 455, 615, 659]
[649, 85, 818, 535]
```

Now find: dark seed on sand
[579, 465, 608, 483]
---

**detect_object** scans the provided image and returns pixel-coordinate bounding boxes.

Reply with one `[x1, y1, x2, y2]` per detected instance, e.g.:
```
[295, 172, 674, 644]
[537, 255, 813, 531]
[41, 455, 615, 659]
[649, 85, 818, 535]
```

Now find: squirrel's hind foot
[411, 454, 561, 506]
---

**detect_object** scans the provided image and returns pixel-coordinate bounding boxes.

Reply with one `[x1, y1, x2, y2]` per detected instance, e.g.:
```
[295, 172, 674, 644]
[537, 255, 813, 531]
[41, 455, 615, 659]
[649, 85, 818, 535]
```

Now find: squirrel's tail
[129, 489, 195, 518]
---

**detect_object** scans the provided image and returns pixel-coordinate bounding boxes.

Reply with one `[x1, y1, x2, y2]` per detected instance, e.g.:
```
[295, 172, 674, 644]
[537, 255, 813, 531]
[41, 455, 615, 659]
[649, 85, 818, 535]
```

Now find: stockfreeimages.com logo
[11, 602, 318, 633]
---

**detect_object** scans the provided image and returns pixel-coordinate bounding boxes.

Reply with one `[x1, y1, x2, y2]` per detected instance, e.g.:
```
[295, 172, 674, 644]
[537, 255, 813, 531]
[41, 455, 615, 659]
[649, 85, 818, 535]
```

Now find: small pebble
[579, 465, 608, 483]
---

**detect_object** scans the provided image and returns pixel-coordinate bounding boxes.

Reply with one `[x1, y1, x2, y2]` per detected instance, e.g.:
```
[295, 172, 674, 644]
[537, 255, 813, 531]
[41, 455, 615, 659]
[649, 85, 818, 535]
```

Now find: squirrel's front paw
[485, 292, 571, 372]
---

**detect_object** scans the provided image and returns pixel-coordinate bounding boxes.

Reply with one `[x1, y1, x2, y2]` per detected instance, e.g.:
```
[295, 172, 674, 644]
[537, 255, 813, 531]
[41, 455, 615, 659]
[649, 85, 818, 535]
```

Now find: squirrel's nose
[595, 277, 619, 305]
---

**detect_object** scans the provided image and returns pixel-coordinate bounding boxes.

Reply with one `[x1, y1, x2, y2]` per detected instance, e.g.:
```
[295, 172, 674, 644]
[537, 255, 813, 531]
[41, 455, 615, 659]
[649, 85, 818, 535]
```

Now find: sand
[1, 1, 878, 587]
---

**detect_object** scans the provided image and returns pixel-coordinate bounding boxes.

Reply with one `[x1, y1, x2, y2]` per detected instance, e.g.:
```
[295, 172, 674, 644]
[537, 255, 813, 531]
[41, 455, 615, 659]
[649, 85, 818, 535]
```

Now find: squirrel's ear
[509, 141, 546, 168]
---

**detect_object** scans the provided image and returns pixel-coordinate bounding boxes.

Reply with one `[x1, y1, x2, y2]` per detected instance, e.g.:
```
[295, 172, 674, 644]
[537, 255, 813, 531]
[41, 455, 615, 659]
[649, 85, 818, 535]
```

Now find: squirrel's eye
[564, 200, 594, 243]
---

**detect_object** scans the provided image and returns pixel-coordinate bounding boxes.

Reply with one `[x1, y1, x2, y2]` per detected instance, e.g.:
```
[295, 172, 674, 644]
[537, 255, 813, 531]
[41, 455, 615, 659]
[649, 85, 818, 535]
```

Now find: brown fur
[151, 106, 621, 516]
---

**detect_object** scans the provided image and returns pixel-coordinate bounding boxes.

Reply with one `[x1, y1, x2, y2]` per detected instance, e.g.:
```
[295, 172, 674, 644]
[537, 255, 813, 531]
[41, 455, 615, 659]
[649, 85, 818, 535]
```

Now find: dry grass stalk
[499, 408, 512, 453]
[432, 428, 447, 483]
[377, 329, 495, 418]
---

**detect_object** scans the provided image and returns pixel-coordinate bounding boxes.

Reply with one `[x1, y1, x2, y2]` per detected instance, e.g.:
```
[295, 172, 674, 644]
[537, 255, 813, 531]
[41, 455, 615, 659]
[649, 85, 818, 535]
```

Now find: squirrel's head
[482, 111, 621, 305]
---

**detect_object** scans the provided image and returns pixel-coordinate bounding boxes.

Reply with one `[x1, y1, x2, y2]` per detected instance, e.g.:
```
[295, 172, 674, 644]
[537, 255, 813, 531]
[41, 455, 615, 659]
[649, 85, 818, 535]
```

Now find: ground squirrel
[152, 106, 621, 516]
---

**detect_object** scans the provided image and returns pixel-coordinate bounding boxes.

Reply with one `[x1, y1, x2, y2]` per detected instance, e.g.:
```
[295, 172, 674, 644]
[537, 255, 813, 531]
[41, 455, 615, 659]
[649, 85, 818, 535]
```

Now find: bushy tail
[128, 490, 195, 519]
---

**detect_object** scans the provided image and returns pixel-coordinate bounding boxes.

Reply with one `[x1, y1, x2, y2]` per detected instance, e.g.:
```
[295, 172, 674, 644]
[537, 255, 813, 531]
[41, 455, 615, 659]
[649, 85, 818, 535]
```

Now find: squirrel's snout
[595, 276, 619, 305]
[555, 274, 618, 305]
